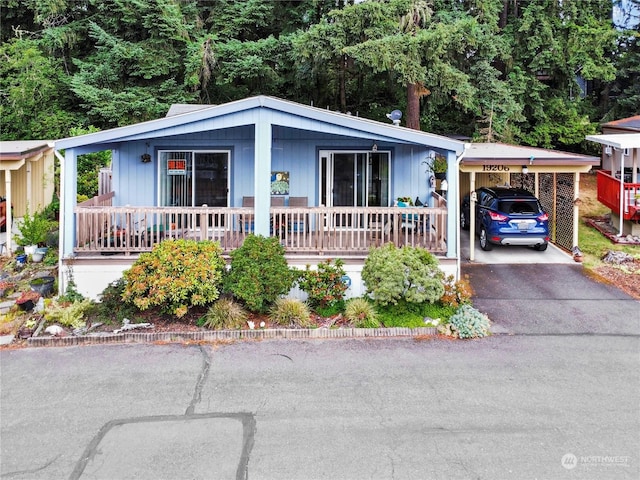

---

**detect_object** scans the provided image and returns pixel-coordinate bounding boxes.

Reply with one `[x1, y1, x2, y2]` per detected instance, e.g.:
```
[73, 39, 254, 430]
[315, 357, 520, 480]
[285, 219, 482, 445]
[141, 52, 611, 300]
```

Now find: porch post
[4, 169, 12, 255]
[573, 172, 581, 248]
[61, 148, 78, 260]
[446, 150, 457, 259]
[254, 111, 272, 236]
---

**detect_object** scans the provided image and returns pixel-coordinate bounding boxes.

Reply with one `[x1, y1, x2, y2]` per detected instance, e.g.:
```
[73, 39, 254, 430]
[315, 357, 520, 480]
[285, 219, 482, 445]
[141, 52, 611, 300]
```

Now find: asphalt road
[1, 265, 638, 480]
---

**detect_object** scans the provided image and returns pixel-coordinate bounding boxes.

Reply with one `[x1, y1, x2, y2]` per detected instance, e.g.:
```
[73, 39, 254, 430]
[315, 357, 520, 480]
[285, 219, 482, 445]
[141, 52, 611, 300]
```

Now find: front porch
[74, 193, 448, 257]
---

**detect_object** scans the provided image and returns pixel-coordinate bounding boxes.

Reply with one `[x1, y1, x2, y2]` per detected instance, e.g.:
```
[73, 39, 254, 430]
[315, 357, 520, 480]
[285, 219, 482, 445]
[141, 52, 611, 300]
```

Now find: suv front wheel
[479, 227, 493, 251]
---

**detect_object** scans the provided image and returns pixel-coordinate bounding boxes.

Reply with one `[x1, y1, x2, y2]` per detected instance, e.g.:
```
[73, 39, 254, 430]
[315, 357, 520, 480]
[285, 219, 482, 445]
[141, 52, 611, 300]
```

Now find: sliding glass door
[320, 150, 390, 227]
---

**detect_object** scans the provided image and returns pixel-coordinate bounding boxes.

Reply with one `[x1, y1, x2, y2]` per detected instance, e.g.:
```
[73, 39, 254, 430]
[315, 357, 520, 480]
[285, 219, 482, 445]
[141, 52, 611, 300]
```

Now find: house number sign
[167, 159, 187, 175]
[481, 165, 510, 171]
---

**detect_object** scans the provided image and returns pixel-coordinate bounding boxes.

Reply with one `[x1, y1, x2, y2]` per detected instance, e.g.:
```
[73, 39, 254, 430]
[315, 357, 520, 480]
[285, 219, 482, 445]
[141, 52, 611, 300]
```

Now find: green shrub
[122, 239, 226, 318]
[344, 298, 380, 328]
[442, 304, 491, 339]
[44, 298, 93, 330]
[362, 243, 445, 306]
[17, 208, 52, 246]
[297, 258, 348, 309]
[269, 297, 313, 328]
[224, 235, 295, 313]
[202, 298, 248, 329]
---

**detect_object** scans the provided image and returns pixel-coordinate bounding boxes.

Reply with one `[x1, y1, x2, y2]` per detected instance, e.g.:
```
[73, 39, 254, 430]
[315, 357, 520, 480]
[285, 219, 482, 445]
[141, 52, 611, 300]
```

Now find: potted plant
[423, 153, 448, 179]
[16, 290, 40, 311]
[30, 276, 56, 297]
[17, 208, 52, 253]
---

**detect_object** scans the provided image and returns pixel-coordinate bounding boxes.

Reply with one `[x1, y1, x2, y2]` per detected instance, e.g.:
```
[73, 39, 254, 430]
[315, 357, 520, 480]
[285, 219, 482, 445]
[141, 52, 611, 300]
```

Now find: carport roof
[461, 142, 599, 166]
[0, 140, 54, 160]
[585, 133, 640, 149]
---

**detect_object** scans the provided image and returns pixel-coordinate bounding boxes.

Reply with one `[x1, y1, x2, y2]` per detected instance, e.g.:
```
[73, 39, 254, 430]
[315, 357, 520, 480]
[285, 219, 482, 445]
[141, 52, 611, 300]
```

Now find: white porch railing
[74, 204, 447, 256]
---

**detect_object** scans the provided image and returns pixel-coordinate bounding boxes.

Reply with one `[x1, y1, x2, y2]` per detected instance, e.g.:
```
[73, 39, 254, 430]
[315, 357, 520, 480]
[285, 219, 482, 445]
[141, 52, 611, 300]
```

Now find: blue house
[55, 95, 468, 299]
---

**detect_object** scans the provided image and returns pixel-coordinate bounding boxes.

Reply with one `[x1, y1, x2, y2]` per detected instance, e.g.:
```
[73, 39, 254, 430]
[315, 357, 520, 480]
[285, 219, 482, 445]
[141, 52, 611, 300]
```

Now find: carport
[458, 143, 599, 261]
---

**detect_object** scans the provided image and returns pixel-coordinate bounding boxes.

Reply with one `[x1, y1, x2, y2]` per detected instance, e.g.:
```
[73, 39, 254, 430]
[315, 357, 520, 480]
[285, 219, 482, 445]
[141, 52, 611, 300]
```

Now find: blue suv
[461, 187, 549, 251]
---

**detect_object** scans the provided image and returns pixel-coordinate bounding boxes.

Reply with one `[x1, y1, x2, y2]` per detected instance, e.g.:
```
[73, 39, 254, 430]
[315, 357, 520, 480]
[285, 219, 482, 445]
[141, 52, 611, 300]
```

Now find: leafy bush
[44, 298, 93, 330]
[224, 235, 295, 313]
[344, 298, 380, 328]
[441, 304, 491, 339]
[269, 298, 313, 328]
[440, 274, 473, 307]
[361, 243, 445, 306]
[17, 208, 52, 246]
[297, 258, 348, 309]
[202, 298, 248, 329]
[122, 240, 226, 318]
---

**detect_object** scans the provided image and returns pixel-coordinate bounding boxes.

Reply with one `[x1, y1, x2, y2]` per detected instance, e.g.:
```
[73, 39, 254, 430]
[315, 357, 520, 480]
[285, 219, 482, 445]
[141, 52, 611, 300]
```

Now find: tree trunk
[406, 82, 421, 130]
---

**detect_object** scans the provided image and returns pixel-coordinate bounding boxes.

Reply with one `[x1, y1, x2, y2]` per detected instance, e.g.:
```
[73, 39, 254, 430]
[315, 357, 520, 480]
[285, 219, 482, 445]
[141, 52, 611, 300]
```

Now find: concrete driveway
[462, 263, 639, 335]
[460, 228, 575, 264]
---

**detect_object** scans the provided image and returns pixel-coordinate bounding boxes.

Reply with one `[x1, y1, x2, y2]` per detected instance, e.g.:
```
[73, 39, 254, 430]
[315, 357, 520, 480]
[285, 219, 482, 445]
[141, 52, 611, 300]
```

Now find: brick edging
[26, 327, 438, 347]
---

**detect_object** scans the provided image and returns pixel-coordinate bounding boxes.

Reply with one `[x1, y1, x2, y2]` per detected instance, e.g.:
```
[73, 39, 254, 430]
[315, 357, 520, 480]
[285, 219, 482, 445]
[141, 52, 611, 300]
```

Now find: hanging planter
[30, 276, 55, 297]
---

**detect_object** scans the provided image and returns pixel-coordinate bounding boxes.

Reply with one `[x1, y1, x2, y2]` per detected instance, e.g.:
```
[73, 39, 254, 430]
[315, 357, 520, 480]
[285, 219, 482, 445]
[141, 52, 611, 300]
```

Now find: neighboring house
[0, 141, 56, 254]
[586, 116, 640, 237]
[54, 96, 598, 300]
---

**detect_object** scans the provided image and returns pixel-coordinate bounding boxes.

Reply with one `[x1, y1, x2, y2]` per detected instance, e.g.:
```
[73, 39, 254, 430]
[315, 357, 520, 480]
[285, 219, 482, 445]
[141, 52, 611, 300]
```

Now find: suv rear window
[498, 200, 540, 215]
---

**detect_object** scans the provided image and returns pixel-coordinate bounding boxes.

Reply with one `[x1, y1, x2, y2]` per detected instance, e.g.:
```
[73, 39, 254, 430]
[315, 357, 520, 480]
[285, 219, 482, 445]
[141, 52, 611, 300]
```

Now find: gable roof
[54, 95, 464, 153]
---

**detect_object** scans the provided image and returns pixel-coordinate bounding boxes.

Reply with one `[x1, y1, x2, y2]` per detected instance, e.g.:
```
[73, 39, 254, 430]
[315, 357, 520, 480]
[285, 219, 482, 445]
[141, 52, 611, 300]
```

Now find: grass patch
[377, 299, 458, 328]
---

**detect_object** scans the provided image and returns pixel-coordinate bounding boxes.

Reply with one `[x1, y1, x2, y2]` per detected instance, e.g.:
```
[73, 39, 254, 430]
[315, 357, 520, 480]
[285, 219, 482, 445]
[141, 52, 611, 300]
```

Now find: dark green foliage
[362, 243, 445, 306]
[297, 258, 348, 310]
[314, 301, 345, 318]
[376, 298, 457, 328]
[0, 0, 632, 151]
[224, 235, 295, 313]
[91, 278, 137, 324]
[122, 240, 226, 318]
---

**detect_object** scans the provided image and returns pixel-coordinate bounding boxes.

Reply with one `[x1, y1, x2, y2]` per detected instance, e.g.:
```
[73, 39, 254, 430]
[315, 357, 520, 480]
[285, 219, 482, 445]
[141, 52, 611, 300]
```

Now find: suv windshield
[498, 200, 540, 215]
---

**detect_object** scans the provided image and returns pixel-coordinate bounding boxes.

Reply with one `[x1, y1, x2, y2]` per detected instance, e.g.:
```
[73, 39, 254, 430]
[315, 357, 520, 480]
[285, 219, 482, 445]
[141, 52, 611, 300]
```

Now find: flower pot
[31, 252, 44, 263]
[17, 299, 35, 312]
[15, 254, 27, 266]
[30, 276, 55, 297]
[24, 245, 37, 255]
